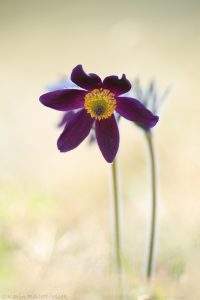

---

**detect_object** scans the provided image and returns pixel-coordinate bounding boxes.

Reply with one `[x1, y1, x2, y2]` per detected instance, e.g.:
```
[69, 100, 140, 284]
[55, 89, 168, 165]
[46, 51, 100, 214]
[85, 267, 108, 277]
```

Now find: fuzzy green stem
[145, 130, 157, 281]
[111, 158, 122, 273]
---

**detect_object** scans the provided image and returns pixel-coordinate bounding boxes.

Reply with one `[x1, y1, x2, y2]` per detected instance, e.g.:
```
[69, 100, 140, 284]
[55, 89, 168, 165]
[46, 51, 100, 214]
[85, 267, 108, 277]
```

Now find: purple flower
[39, 65, 159, 163]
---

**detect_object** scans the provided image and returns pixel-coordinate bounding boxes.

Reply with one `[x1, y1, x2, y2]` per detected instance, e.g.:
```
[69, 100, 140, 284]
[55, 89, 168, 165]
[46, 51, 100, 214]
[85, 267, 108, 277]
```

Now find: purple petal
[39, 89, 86, 111]
[116, 97, 159, 128]
[71, 65, 102, 90]
[102, 74, 131, 96]
[95, 115, 119, 163]
[58, 111, 76, 127]
[57, 109, 94, 152]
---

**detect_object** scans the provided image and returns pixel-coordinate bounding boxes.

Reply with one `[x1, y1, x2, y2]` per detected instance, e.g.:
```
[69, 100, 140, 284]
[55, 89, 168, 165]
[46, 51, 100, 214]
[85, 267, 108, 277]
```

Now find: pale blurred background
[0, 0, 200, 299]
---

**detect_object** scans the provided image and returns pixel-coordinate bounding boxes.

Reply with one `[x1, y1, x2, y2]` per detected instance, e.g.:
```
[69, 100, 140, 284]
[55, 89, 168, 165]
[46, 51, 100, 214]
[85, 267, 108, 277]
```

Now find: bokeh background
[0, 0, 200, 299]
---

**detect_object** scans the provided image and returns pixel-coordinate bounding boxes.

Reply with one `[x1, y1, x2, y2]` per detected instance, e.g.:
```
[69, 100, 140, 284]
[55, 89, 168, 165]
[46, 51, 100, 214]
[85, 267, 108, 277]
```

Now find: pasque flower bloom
[40, 65, 159, 162]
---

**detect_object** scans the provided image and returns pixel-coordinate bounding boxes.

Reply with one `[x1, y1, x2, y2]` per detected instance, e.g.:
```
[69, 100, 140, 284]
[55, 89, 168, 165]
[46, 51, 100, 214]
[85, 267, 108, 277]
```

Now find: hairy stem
[145, 130, 157, 281]
[111, 158, 122, 273]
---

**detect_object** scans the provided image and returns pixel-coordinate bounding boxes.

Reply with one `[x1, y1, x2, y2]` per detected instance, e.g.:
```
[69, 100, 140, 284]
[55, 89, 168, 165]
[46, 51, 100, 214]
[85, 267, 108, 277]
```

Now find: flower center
[84, 88, 116, 120]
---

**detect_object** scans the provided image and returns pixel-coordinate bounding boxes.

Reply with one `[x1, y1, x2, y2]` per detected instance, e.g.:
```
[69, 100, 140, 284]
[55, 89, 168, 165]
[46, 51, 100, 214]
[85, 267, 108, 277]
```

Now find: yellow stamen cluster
[84, 88, 116, 120]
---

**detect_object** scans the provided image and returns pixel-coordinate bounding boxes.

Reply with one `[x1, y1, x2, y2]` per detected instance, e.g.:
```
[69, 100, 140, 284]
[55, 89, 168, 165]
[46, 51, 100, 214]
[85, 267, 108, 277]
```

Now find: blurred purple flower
[133, 79, 171, 131]
[40, 65, 159, 162]
[46, 77, 78, 91]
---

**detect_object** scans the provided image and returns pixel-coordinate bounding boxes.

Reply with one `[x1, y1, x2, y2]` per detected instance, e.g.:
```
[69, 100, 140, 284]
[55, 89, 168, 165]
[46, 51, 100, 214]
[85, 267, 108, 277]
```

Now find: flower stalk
[111, 158, 125, 298]
[145, 130, 157, 281]
[111, 158, 122, 273]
